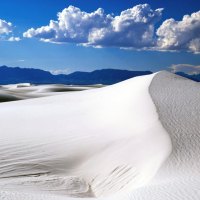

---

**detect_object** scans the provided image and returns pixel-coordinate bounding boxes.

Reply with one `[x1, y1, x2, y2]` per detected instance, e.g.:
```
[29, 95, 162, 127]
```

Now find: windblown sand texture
[0, 72, 199, 200]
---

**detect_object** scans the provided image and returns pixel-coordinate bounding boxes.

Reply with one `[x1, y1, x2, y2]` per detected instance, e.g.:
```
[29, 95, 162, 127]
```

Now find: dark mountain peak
[0, 66, 153, 85]
[0, 66, 54, 84]
[1, 66, 199, 85]
[66, 68, 153, 84]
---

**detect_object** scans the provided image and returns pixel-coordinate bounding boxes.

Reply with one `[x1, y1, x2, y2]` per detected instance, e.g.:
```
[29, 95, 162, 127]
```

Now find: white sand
[142, 71, 200, 200]
[0, 84, 95, 102]
[0, 73, 172, 199]
[116, 71, 200, 200]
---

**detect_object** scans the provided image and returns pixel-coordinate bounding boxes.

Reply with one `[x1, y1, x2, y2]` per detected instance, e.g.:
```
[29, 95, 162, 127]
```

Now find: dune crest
[118, 71, 200, 200]
[0, 73, 172, 198]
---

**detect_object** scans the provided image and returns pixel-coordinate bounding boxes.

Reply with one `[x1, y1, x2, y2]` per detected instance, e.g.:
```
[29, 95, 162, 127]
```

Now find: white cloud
[88, 4, 163, 48]
[169, 64, 200, 74]
[23, 4, 163, 48]
[0, 19, 20, 42]
[157, 11, 200, 53]
[0, 19, 12, 34]
[23, 6, 113, 44]
[23, 4, 200, 53]
[50, 69, 70, 75]
[8, 36, 21, 42]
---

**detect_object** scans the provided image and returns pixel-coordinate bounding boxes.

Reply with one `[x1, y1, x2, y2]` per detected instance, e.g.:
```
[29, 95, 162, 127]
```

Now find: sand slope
[118, 71, 200, 200]
[0, 73, 172, 199]
[146, 71, 200, 200]
[1, 72, 199, 200]
[0, 84, 95, 102]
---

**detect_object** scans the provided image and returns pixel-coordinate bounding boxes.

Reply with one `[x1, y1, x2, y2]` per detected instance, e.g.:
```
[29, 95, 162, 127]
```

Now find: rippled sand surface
[0, 72, 199, 200]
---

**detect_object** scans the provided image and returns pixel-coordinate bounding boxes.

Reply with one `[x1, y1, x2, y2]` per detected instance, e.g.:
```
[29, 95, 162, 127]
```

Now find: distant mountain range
[0, 66, 152, 85]
[175, 72, 200, 82]
[0, 66, 199, 85]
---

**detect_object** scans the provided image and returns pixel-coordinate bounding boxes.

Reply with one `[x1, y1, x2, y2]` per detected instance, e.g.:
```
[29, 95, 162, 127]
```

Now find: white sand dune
[0, 72, 199, 200]
[119, 72, 200, 200]
[0, 84, 95, 102]
[0, 73, 171, 199]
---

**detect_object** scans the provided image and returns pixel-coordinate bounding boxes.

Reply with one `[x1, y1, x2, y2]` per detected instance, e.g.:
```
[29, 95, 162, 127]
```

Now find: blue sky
[0, 0, 200, 74]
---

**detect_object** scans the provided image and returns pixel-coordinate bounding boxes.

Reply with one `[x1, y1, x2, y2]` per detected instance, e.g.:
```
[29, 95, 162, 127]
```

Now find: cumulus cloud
[157, 11, 200, 53]
[23, 4, 200, 53]
[23, 4, 163, 48]
[0, 19, 20, 42]
[50, 69, 70, 75]
[23, 6, 112, 44]
[0, 19, 12, 34]
[169, 64, 200, 74]
[88, 4, 163, 48]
